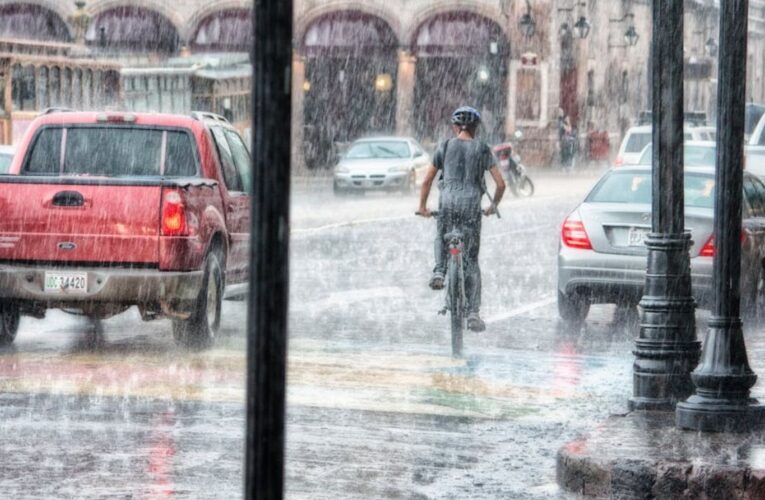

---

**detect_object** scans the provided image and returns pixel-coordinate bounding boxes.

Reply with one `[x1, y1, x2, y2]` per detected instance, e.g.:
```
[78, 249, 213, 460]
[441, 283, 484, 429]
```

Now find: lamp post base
[676, 397, 765, 433]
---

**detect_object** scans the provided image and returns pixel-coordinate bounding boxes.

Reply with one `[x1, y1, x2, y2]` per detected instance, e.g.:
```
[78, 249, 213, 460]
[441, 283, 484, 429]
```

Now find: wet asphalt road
[5, 169, 765, 498]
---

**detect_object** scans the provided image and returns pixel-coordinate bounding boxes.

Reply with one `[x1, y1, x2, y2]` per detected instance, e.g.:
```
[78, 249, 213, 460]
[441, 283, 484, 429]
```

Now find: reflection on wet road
[10, 171, 762, 498]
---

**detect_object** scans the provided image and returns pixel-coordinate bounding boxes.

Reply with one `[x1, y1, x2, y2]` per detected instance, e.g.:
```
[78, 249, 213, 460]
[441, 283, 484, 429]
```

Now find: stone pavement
[557, 411, 765, 499]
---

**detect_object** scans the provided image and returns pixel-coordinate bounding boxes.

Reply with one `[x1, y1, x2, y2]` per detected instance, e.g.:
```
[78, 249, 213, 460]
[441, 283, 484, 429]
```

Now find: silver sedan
[557, 165, 765, 323]
[333, 137, 430, 195]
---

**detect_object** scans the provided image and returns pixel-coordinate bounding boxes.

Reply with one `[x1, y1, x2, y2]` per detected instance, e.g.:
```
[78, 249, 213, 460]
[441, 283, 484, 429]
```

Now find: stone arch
[0, 2, 73, 41]
[189, 7, 252, 52]
[409, 8, 510, 144]
[295, 2, 402, 52]
[184, 0, 250, 40]
[85, 4, 181, 53]
[404, 1, 509, 46]
[87, 0, 184, 38]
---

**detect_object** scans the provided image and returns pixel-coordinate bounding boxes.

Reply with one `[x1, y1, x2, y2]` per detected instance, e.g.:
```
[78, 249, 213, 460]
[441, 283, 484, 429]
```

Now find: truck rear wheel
[0, 302, 20, 346]
[173, 251, 223, 349]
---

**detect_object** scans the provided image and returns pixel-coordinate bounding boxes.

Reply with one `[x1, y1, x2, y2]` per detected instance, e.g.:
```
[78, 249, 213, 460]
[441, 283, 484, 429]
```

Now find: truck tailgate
[0, 181, 161, 264]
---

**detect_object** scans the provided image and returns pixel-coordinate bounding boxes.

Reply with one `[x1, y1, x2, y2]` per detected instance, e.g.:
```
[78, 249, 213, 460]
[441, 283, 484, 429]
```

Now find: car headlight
[388, 166, 410, 173]
[335, 166, 349, 174]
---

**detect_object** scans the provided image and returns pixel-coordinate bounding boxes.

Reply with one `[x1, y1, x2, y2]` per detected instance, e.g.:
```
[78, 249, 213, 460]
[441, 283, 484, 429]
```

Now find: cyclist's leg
[463, 213, 485, 331]
[430, 208, 450, 289]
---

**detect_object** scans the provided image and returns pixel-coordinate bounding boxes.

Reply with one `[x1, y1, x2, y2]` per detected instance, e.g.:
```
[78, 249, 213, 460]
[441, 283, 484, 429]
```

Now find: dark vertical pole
[629, 0, 700, 411]
[676, 0, 764, 433]
[245, 0, 292, 497]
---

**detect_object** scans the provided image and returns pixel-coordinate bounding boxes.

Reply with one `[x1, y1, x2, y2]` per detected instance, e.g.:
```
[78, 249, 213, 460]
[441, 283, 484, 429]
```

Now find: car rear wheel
[558, 290, 590, 323]
[0, 301, 20, 346]
[173, 251, 223, 349]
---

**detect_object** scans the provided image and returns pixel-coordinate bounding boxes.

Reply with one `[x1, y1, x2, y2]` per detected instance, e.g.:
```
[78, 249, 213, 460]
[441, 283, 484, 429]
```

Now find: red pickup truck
[0, 111, 251, 348]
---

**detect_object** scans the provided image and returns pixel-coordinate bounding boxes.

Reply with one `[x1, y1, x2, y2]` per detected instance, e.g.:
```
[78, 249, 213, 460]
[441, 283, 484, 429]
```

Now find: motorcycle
[493, 132, 535, 197]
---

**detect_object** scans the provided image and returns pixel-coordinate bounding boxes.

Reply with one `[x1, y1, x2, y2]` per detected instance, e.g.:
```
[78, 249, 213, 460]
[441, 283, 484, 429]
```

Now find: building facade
[1, 0, 765, 166]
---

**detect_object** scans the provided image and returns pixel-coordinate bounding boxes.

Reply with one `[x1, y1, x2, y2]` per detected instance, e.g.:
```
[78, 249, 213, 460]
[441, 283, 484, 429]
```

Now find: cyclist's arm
[487, 165, 506, 211]
[417, 164, 439, 216]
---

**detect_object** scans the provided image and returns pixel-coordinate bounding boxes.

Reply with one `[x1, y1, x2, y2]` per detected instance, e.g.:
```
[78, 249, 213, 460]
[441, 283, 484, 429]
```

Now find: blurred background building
[0, 0, 763, 167]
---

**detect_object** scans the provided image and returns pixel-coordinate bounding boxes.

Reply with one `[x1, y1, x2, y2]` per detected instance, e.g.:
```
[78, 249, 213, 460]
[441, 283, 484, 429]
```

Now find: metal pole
[676, 0, 764, 433]
[245, 0, 292, 497]
[629, 0, 700, 411]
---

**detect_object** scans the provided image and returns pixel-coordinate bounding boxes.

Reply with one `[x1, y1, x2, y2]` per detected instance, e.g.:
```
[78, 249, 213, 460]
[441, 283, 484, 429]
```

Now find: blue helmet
[451, 106, 481, 126]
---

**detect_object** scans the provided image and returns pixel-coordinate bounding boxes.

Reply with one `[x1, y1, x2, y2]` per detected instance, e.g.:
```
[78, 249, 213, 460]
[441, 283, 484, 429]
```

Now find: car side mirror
[414, 151, 424, 158]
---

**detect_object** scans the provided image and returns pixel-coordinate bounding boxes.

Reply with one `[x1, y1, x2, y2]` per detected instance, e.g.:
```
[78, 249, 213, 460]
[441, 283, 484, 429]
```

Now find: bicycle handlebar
[414, 210, 498, 218]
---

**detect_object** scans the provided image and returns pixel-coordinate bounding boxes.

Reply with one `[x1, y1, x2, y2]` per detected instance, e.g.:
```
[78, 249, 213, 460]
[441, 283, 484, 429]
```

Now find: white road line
[292, 215, 412, 235]
[485, 294, 556, 324]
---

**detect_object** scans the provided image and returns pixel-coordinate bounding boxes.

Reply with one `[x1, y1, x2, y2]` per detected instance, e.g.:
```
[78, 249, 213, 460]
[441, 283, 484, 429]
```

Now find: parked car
[557, 165, 765, 322]
[615, 125, 715, 166]
[0, 145, 14, 173]
[0, 111, 251, 348]
[333, 136, 430, 195]
[636, 141, 717, 167]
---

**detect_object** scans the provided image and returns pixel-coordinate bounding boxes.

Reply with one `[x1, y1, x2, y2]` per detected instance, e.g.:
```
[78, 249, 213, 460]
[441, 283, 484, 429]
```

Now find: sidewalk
[557, 411, 765, 498]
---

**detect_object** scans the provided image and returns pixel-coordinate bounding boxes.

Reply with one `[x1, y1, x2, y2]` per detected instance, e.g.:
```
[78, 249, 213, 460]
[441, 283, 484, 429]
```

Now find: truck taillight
[162, 190, 188, 236]
[562, 214, 593, 250]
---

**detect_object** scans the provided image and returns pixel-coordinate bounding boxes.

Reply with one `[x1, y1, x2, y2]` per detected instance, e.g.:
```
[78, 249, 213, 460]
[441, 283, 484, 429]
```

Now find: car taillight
[698, 232, 746, 257]
[162, 190, 188, 236]
[562, 215, 593, 249]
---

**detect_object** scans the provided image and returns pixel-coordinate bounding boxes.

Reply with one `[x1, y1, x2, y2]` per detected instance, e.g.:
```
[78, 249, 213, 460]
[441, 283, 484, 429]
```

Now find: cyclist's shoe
[429, 271, 445, 290]
[467, 313, 486, 332]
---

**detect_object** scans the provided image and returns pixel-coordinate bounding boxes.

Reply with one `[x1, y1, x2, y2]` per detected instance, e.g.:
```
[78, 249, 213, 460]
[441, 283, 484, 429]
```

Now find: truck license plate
[627, 228, 649, 247]
[44, 272, 88, 293]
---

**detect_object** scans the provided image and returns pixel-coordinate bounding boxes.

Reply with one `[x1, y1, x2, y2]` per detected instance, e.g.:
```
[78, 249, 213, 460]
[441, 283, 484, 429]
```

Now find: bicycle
[418, 206, 498, 357]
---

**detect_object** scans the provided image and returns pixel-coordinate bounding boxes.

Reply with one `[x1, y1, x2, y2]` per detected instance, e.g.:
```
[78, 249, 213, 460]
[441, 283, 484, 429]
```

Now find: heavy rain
[1, 1, 765, 499]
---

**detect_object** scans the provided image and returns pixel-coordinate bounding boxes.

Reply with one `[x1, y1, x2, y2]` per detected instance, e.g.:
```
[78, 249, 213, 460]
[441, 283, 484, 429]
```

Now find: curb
[557, 411, 765, 499]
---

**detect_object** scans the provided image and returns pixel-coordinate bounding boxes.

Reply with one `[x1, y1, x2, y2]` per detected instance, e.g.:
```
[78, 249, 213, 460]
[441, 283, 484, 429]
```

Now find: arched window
[0, 5, 71, 42]
[86, 7, 179, 53]
[11, 64, 36, 111]
[192, 9, 252, 52]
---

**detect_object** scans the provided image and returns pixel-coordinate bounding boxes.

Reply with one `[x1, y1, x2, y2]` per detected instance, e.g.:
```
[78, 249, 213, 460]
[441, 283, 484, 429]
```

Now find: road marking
[291, 195, 560, 235]
[485, 294, 556, 324]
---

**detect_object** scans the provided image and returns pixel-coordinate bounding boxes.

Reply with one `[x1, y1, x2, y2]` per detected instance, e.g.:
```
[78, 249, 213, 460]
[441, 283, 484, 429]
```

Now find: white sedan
[333, 137, 431, 195]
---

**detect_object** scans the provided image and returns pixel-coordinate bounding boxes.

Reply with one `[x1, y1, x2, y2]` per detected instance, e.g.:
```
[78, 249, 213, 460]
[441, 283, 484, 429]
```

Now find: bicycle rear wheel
[447, 257, 464, 357]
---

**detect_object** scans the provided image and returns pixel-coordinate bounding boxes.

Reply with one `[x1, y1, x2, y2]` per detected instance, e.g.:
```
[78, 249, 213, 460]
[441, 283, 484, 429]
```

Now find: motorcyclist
[416, 106, 506, 332]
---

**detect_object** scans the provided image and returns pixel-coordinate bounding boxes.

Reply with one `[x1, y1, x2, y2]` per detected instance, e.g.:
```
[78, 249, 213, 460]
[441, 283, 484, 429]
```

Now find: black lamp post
[629, 0, 700, 411]
[245, 0, 292, 497]
[676, 0, 765, 433]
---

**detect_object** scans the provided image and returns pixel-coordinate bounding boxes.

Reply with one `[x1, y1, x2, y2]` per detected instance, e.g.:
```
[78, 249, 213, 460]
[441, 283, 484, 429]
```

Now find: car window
[0, 152, 13, 173]
[210, 126, 242, 192]
[744, 178, 762, 216]
[24, 127, 62, 174]
[587, 171, 716, 209]
[64, 128, 163, 176]
[684, 133, 693, 141]
[164, 131, 198, 177]
[624, 132, 652, 153]
[223, 129, 252, 194]
[749, 176, 765, 216]
[345, 141, 411, 159]
[637, 144, 716, 166]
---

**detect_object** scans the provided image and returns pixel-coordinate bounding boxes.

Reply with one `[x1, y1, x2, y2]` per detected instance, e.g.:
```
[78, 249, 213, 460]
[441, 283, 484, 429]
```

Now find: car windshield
[637, 144, 716, 166]
[345, 141, 410, 159]
[587, 171, 716, 209]
[0, 152, 12, 173]
[624, 132, 652, 153]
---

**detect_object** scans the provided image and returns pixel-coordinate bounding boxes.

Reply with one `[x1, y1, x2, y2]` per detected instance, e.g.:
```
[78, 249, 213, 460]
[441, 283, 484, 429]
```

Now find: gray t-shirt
[434, 138, 496, 209]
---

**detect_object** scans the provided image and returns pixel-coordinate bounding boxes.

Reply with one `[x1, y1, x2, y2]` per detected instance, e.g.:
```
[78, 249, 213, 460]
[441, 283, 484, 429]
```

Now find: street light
[706, 37, 719, 57]
[573, 16, 591, 39]
[519, 12, 536, 38]
[624, 25, 639, 47]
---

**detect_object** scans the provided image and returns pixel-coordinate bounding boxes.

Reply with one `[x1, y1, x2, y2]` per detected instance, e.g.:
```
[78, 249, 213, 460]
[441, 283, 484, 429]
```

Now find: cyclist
[416, 106, 506, 332]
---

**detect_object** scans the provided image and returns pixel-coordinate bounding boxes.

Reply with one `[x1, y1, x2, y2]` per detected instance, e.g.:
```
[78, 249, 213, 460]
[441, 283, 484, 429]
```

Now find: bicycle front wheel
[447, 257, 464, 357]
